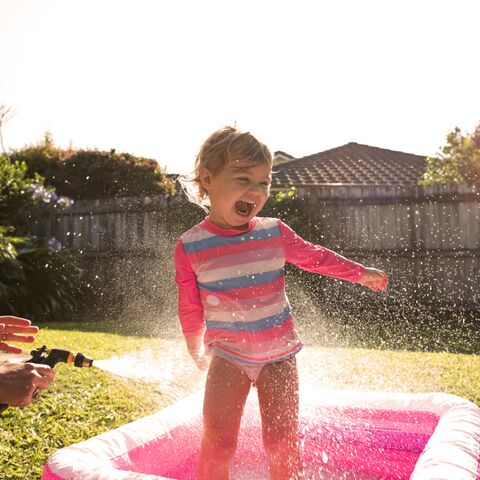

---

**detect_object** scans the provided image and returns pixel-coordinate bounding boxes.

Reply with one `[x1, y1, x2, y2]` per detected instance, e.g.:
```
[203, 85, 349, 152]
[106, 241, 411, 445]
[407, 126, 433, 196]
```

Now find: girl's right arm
[174, 240, 210, 370]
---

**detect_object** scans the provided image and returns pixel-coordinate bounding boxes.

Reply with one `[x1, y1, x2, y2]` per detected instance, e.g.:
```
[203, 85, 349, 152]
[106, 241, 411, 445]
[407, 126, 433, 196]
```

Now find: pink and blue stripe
[180, 217, 301, 365]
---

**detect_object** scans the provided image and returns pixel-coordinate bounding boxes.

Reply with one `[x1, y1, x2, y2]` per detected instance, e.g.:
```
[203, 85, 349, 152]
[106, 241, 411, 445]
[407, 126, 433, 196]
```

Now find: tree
[0, 104, 15, 163]
[420, 123, 480, 186]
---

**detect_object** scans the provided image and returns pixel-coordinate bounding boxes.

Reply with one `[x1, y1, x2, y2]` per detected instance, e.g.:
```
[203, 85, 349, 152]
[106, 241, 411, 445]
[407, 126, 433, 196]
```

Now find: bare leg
[197, 355, 252, 480]
[257, 356, 303, 480]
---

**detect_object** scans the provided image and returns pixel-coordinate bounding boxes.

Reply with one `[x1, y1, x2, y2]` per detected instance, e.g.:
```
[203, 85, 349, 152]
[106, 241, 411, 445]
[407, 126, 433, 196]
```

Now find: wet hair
[179, 126, 272, 211]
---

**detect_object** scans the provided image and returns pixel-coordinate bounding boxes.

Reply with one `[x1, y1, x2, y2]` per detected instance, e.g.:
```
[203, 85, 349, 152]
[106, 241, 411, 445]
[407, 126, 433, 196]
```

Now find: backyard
[0, 314, 479, 479]
[1, 124, 479, 478]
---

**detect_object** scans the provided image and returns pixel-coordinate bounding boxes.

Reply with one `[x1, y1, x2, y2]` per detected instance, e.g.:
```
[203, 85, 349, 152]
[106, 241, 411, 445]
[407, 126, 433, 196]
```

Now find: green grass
[0, 323, 479, 479]
[0, 327, 172, 479]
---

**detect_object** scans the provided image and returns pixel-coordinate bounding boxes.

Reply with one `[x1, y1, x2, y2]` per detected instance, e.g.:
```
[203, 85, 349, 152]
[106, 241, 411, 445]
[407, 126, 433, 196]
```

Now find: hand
[184, 333, 210, 371]
[190, 351, 210, 371]
[357, 267, 388, 292]
[0, 361, 55, 407]
[0, 316, 39, 354]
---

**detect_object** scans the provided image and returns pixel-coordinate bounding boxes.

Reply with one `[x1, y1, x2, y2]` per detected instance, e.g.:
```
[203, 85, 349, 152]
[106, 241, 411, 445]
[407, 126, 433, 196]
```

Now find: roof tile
[272, 142, 427, 187]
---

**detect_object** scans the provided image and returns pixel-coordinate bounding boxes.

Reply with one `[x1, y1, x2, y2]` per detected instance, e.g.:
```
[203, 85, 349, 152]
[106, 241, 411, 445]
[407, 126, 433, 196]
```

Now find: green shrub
[0, 153, 85, 320]
[0, 156, 49, 232]
[11, 133, 176, 200]
[0, 238, 84, 321]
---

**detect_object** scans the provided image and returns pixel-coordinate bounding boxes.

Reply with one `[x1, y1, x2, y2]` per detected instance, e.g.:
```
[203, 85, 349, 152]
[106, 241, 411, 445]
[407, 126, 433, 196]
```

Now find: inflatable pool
[42, 388, 480, 480]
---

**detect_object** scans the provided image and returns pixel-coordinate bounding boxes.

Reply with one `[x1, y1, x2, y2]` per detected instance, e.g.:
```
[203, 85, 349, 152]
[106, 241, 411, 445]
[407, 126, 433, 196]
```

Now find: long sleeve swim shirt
[174, 217, 365, 365]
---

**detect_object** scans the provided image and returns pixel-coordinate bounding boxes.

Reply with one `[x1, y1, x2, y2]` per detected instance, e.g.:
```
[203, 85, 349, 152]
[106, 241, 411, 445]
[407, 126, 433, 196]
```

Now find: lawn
[0, 321, 479, 479]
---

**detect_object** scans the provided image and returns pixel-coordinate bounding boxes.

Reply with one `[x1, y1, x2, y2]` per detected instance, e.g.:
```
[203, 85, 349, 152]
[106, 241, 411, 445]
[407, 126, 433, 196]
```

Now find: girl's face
[200, 159, 272, 230]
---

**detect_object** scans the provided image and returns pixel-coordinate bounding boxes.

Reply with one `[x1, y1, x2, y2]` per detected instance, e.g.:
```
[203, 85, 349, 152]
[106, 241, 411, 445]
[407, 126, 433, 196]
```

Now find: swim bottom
[212, 353, 265, 382]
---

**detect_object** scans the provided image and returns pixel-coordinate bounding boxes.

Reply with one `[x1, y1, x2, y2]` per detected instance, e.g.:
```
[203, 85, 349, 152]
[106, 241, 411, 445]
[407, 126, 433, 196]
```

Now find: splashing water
[94, 340, 206, 401]
[93, 341, 441, 403]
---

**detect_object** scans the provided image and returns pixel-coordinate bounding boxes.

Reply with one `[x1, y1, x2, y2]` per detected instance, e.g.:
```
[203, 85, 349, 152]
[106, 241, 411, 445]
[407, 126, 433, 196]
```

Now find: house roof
[271, 142, 427, 187]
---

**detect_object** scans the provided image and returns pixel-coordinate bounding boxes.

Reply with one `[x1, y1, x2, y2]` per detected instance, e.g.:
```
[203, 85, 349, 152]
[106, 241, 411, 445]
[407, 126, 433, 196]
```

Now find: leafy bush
[0, 226, 17, 260]
[10, 133, 176, 200]
[1, 166, 72, 237]
[0, 153, 84, 320]
[420, 122, 480, 185]
[0, 238, 83, 321]
[262, 187, 324, 241]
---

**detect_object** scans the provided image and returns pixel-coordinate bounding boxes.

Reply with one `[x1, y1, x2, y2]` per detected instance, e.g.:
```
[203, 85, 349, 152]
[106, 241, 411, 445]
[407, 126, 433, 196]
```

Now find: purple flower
[28, 183, 55, 203]
[47, 237, 63, 253]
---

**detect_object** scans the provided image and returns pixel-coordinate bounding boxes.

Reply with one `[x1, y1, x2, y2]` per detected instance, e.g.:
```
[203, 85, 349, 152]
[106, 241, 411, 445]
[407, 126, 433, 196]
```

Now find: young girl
[175, 126, 388, 479]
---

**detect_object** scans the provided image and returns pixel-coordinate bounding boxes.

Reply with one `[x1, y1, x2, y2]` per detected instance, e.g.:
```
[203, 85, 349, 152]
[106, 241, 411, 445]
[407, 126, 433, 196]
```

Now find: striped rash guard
[174, 217, 365, 366]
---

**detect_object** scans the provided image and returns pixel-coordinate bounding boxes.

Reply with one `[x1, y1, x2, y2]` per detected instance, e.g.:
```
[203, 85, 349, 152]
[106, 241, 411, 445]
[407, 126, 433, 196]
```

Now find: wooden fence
[35, 184, 480, 312]
[296, 183, 479, 310]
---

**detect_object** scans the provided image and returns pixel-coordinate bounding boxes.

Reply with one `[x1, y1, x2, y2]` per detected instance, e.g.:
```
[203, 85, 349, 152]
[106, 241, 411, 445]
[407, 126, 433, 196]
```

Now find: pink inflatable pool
[43, 388, 480, 479]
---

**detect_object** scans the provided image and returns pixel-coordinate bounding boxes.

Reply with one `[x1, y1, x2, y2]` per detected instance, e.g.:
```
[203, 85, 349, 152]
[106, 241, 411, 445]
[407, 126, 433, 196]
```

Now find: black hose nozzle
[0, 345, 94, 414]
[28, 345, 94, 368]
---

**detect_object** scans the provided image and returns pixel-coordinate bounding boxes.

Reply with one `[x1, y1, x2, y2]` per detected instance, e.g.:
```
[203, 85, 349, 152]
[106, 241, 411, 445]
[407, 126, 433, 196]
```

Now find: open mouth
[235, 200, 256, 216]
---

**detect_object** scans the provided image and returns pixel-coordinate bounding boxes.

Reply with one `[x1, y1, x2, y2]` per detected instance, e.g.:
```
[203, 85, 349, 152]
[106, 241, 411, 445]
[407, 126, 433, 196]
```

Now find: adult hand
[0, 361, 55, 407]
[0, 316, 38, 354]
[357, 267, 389, 292]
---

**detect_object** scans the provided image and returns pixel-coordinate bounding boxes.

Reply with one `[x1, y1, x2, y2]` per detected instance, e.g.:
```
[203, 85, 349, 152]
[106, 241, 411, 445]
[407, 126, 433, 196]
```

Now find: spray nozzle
[28, 345, 94, 368]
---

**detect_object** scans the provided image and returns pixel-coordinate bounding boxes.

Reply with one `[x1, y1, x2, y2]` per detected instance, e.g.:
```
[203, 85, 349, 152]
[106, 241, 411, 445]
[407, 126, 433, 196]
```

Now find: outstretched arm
[280, 221, 388, 290]
[280, 221, 365, 282]
[356, 267, 388, 292]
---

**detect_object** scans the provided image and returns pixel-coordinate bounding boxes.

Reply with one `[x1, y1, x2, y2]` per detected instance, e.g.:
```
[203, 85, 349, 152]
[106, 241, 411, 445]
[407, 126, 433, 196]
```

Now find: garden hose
[0, 345, 94, 413]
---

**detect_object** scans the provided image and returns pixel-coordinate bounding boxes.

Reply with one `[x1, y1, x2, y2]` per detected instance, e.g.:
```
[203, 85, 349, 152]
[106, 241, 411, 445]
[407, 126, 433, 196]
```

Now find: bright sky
[1, 0, 479, 174]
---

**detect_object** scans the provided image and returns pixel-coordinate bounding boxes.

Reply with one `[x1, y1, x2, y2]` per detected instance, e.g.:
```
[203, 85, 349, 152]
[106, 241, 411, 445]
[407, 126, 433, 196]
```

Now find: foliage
[0, 153, 84, 320]
[0, 226, 18, 260]
[10, 133, 176, 200]
[0, 104, 15, 161]
[263, 187, 324, 241]
[0, 154, 71, 235]
[0, 238, 84, 321]
[420, 122, 480, 185]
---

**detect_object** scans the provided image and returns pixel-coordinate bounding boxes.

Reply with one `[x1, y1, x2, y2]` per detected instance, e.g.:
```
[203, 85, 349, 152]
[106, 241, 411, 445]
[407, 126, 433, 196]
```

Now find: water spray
[0, 345, 94, 413]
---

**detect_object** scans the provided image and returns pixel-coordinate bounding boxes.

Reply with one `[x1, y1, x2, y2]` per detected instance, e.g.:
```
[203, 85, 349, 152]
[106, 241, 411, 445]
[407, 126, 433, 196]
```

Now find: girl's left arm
[280, 221, 364, 281]
[279, 221, 387, 290]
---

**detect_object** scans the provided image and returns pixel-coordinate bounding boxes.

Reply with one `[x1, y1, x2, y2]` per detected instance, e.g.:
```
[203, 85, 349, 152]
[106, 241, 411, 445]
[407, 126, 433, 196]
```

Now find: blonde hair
[179, 126, 272, 211]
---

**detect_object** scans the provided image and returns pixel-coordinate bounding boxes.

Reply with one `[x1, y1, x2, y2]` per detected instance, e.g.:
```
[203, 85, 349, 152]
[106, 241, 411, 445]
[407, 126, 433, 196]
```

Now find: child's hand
[357, 267, 388, 292]
[185, 334, 210, 371]
[190, 351, 210, 371]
